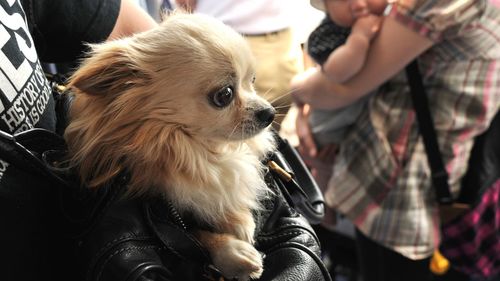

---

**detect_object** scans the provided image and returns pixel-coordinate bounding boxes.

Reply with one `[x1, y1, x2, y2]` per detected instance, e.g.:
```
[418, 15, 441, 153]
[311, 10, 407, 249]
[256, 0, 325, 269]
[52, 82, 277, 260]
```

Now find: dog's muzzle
[255, 107, 276, 128]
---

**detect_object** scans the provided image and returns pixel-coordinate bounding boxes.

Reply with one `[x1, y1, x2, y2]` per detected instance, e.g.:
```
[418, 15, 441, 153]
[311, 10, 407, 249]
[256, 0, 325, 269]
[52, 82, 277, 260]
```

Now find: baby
[309, 0, 384, 150]
[305, 0, 387, 188]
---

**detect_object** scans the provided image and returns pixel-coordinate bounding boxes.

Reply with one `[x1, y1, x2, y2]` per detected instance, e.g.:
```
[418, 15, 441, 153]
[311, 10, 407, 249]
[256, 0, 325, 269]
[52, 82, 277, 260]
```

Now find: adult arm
[291, 16, 433, 110]
[23, 0, 157, 63]
[292, 15, 433, 157]
[108, 0, 158, 40]
[175, 0, 197, 11]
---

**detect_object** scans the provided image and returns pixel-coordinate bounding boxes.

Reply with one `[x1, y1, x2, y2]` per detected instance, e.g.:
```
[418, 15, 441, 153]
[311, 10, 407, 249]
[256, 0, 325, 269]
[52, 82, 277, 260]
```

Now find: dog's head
[65, 13, 275, 190]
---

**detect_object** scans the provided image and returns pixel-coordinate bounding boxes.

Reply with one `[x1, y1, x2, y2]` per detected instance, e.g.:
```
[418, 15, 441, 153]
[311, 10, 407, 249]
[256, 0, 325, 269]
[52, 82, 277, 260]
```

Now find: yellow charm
[430, 250, 450, 275]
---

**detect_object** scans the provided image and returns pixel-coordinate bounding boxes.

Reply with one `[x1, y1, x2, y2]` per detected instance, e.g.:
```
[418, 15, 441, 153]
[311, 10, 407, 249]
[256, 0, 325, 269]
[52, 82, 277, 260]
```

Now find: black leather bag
[0, 127, 331, 281]
[270, 135, 325, 225]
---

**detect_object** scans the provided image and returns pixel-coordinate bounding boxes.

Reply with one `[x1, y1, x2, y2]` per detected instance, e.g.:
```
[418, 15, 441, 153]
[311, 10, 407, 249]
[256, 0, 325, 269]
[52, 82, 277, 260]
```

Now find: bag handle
[269, 134, 325, 224]
[405, 60, 453, 205]
[0, 128, 68, 187]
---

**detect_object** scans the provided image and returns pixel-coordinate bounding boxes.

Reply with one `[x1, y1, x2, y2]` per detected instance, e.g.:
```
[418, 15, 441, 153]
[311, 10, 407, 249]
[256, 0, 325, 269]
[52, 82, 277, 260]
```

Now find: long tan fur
[65, 13, 276, 280]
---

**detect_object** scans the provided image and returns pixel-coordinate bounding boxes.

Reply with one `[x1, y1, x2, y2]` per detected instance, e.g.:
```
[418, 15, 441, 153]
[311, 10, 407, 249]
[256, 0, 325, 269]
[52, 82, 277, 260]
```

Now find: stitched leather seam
[259, 224, 319, 244]
[259, 225, 313, 237]
[265, 242, 332, 281]
[94, 245, 163, 281]
[259, 222, 304, 235]
[152, 236, 185, 260]
[257, 231, 303, 241]
[86, 235, 155, 281]
[90, 234, 150, 263]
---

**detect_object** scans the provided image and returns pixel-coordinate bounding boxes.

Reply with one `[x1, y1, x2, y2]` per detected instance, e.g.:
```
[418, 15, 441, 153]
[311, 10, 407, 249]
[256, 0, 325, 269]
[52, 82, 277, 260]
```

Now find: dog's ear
[69, 43, 150, 96]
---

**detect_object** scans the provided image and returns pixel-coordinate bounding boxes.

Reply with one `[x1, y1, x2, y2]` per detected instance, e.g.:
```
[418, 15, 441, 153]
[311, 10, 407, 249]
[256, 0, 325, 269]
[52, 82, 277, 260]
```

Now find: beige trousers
[244, 28, 304, 127]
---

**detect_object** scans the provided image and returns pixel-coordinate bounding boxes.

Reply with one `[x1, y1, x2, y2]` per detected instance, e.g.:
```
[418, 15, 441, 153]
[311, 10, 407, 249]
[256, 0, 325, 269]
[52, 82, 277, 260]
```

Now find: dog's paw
[212, 237, 263, 280]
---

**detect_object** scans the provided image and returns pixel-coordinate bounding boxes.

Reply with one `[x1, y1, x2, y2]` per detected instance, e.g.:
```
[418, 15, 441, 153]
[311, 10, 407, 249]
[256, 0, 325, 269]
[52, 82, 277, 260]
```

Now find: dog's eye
[251, 76, 256, 84]
[211, 86, 234, 108]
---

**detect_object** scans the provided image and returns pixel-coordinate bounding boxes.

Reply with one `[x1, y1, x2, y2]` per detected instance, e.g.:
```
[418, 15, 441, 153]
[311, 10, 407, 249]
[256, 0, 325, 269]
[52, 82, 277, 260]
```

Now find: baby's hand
[352, 14, 382, 40]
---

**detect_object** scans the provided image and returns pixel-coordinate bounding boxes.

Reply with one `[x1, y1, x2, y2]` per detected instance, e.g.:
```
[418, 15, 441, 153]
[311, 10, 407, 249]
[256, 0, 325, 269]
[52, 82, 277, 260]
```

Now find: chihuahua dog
[64, 13, 276, 280]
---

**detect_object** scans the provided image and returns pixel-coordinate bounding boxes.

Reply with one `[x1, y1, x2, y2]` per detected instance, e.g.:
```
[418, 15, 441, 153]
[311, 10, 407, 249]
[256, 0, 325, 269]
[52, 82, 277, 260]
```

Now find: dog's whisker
[274, 103, 291, 107]
[268, 93, 290, 105]
[267, 89, 299, 105]
[271, 120, 282, 128]
[228, 123, 240, 140]
[273, 105, 291, 110]
[258, 88, 274, 101]
[262, 88, 296, 106]
[286, 88, 301, 95]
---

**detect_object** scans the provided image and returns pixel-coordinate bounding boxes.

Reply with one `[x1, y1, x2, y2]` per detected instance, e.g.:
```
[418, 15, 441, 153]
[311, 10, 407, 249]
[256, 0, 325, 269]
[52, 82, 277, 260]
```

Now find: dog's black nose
[255, 107, 275, 127]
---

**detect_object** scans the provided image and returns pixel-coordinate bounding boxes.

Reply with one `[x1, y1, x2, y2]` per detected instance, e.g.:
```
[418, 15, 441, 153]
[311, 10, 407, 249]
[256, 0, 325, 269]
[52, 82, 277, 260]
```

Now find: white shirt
[194, 0, 294, 34]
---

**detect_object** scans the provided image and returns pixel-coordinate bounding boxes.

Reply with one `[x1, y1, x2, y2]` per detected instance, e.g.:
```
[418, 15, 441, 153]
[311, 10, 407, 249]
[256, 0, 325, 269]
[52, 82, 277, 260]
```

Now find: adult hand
[175, 0, 197, 11]
[295, 104, 317, 159]
[294, 106, 337, 229]
[290, 67, 321, 108]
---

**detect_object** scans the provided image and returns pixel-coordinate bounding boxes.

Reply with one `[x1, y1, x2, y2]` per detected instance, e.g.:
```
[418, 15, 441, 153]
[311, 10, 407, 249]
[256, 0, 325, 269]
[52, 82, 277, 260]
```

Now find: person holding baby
[292, 0, 500, 280]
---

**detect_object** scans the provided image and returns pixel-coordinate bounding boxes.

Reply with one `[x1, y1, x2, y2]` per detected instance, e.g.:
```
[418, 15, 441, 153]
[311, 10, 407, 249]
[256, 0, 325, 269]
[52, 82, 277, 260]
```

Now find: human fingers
[290, 68, 319, 106]
[175, 0, 197, 11]
[318, 143, 339, 164]
[296, 105, 318, 158]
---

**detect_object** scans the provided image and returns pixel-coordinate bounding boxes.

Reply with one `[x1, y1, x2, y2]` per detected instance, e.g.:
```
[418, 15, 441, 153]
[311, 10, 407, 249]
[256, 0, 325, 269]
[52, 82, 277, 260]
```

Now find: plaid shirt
[325, 0, 500, 259]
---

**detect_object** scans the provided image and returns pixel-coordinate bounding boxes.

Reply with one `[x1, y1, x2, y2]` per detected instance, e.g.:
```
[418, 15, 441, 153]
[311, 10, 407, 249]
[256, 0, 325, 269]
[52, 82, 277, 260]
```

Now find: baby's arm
[322, 14, 381, 83]
[291, 16, 433, 110]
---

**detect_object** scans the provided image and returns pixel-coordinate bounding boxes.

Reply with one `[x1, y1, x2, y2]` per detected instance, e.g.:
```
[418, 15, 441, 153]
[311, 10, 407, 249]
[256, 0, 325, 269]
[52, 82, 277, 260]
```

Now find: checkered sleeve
[388, 0, 484, 41]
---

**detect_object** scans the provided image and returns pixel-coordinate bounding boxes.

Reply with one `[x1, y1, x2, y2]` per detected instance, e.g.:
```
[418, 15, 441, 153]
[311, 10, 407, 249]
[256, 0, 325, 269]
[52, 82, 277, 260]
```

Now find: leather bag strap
[405, 60, 453, 205]
[271, 134, 325, 224]
[0, 128, 68, 187]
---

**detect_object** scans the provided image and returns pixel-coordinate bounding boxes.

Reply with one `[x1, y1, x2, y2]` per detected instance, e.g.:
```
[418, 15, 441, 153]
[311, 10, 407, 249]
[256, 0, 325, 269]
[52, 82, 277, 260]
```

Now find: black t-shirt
[0, 1, 120, 280]
[0, 0, 119, 178]
[22, 0, 120, 62]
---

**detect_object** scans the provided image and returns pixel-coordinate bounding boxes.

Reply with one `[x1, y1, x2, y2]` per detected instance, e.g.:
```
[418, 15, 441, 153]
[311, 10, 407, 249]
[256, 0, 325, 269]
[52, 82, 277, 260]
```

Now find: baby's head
[311, 0, 387, 27]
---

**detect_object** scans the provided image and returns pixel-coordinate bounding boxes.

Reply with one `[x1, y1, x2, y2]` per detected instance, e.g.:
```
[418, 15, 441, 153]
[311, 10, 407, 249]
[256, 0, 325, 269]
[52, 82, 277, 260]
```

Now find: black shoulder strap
[0, 128, 68, 187]
[405, 60, 453, 205]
